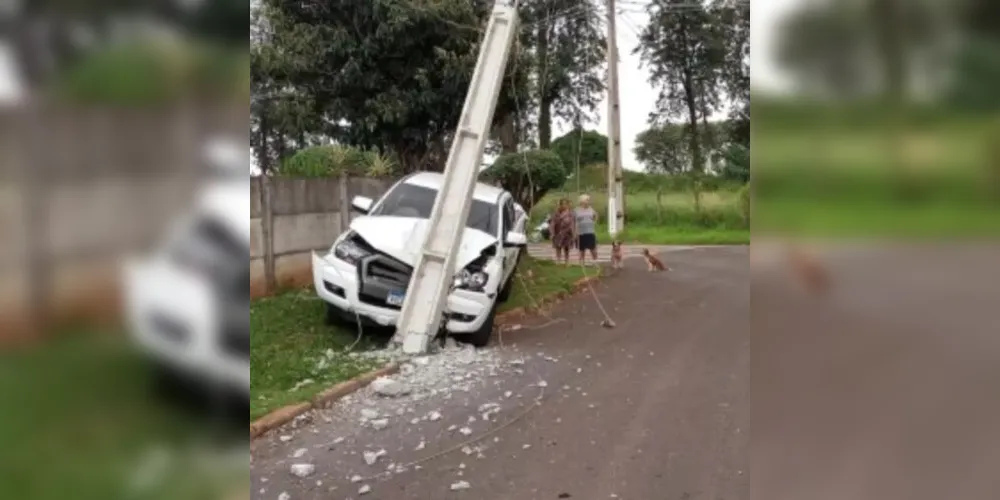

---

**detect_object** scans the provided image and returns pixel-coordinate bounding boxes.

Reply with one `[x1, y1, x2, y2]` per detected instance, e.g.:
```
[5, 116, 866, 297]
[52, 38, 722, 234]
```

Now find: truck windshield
[370, 183, 499, 236]
[170, 215, 248, 281]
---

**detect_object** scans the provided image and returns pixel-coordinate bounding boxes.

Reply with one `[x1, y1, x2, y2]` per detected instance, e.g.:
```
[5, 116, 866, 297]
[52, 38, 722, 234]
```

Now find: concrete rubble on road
[254, 338, 584, 497]
[289, 463, 315, 478]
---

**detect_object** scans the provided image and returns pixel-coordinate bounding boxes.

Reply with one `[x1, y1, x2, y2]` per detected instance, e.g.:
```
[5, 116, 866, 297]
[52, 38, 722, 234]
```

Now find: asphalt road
[754, 244, 1000, 500]
[251, 246, 749, 500]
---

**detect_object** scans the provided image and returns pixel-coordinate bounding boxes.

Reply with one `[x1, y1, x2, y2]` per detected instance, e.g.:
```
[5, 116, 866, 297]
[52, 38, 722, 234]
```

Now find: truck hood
[350, 216, 496, 269]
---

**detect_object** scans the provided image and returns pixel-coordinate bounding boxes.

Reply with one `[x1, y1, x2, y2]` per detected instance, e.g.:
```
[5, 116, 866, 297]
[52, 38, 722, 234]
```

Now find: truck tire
[497, 274, 514, 303]
[467, 304, 497, 348]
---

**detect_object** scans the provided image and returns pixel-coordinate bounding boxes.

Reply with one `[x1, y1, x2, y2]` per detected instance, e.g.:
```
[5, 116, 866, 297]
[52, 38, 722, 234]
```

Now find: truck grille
[219, 324, 249, 360]
[357, 255, 413, 310]
[149, 312, 189, 345]
[365, 257, 412, 287]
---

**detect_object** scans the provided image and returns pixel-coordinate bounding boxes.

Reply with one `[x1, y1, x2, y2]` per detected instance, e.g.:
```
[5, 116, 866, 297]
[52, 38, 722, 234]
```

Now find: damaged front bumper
[311, 251, 492, 334]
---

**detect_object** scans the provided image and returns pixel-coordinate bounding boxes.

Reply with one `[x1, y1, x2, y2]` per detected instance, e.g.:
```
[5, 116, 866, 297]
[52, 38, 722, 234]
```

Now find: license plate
[386, 290, 405, 307]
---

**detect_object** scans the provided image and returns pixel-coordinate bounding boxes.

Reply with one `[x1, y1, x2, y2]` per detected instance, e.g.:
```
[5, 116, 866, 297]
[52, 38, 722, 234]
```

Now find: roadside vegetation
[0, 335, 245, 500]
[753, 99, 1000, 238]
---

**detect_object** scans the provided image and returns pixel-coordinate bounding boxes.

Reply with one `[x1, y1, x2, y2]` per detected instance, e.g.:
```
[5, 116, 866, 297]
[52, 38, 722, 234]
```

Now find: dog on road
[610, 241, 625, 269]
[642, 248, 668, 272]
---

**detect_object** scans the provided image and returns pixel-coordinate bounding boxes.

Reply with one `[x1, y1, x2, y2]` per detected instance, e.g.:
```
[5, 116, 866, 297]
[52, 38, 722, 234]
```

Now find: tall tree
[257, 0, 531, 173]
[634, 124, 690, 174]
[528, 0, 605, 149]
[637, 0, 727, 173]
[713, 0, 749, 146]
[776, 0, 944, 100]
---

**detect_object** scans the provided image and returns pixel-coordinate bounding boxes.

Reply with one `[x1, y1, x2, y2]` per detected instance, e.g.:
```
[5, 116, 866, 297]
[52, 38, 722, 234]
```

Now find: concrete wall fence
[0, 104, 247, 344]
[251, 176, 393, 298]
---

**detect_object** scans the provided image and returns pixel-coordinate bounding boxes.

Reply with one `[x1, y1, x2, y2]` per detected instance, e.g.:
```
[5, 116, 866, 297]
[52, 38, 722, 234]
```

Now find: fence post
[260, 175, 276, 294]
[656, 187, 663, 224]
[338, 172, 351, 231]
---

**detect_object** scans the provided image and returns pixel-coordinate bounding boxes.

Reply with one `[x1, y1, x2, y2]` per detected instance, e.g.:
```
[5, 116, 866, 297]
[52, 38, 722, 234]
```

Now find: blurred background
[753, 0, 1000, 238]
[0, 1, 247, 499]
[754, 1, 1000, 498]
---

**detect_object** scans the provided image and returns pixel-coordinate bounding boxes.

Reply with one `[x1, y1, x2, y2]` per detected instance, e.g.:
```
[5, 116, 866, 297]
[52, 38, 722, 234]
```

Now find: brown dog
[789, 246, 830, 295]
[610, 241, 625, 269]
[642, 248, 668, 272]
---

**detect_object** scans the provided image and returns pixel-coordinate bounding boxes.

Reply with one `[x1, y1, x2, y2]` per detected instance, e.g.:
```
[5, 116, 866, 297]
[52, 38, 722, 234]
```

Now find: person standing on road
[550, 198, 576, 265]
[575, 194, 599, 265]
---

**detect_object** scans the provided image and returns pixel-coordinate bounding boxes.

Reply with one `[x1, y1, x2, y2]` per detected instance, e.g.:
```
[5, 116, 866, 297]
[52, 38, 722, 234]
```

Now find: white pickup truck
[312, 172, 529, 347]
[123, 141, 250, 394]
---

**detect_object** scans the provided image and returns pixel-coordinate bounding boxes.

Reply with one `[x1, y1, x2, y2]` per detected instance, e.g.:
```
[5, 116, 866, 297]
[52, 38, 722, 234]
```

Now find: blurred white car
[123, 141, 250, 394]
[531, 214, 551, 242]
[312, 172, 528, 347]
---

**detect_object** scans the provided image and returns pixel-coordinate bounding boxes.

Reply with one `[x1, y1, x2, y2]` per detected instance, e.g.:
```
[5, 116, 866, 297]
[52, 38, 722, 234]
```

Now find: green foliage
[482, 149, 568, 208]
[561, 164, 741, 194]
[738, 184, 750, 225]
[716, 143, 750, 183]
[281, 145, 379, 178]
[634, 124, 690, 173]
[634, 121, 731, 174]
[256, 0, 531, 173]
[535, 189, 744, 231]
[550, 129, 608, 172]
[51, 42, 247, 105]
[948, 36, 1000, 111]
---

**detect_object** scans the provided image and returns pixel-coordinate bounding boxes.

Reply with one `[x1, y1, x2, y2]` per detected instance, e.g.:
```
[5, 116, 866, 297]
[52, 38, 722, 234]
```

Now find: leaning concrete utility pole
[605, 0, 625, 236]
[394, 0, 521, 354]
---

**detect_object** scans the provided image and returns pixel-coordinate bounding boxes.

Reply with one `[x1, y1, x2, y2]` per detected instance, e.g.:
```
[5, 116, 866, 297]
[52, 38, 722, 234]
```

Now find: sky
[568, 0, 799, 171]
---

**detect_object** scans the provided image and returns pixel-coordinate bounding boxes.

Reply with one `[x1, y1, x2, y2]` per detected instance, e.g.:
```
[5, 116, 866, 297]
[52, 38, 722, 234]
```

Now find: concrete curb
[250, 363, 400, 440]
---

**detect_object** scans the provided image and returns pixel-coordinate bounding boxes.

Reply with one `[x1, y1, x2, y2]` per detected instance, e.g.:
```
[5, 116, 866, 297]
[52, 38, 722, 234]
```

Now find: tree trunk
[871, 0, 907, 101]
[498, 113, 518, 154]
[683, 69, 703, 173]
[698, 82, 714, 171]
[255, 111, 272, 174]
[678, 19, 703, 173]
[537, 16, 553, 149]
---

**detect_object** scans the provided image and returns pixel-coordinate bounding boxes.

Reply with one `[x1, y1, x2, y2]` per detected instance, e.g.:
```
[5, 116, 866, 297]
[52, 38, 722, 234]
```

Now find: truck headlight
[333, 236, 371, 265]
[454, 268, 489, 292]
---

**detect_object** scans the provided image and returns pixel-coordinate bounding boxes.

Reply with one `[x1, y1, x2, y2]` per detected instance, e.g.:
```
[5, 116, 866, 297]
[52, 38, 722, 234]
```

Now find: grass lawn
[501, 256, 598, 312]
[0, 335, 246, 500]
[597, 224, 749, 245]
[250, 257, 596, 420]
[534, 189, 747, 245]
[250, 292, 383, 420]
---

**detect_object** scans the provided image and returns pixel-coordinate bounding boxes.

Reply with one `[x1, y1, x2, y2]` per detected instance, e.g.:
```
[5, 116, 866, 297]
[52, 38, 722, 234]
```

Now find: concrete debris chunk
[278, 492, 290, 500]
[363, 449, 386, 466]
[370, 419, 389, 431]
[451, 481, 471, 491]
[359, 484, 371, 495]
[292, 448, 308, 459]
[428, 411, 442, 422]
[372, 377, 411, 397]
[360, 409, 379, 420]
[350, 475, 363, 483]
[289, 464, 315, 478]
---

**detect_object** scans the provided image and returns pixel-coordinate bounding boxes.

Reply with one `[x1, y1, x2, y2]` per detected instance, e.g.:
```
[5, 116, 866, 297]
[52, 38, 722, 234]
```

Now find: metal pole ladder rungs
[394, 1, 521, 354]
